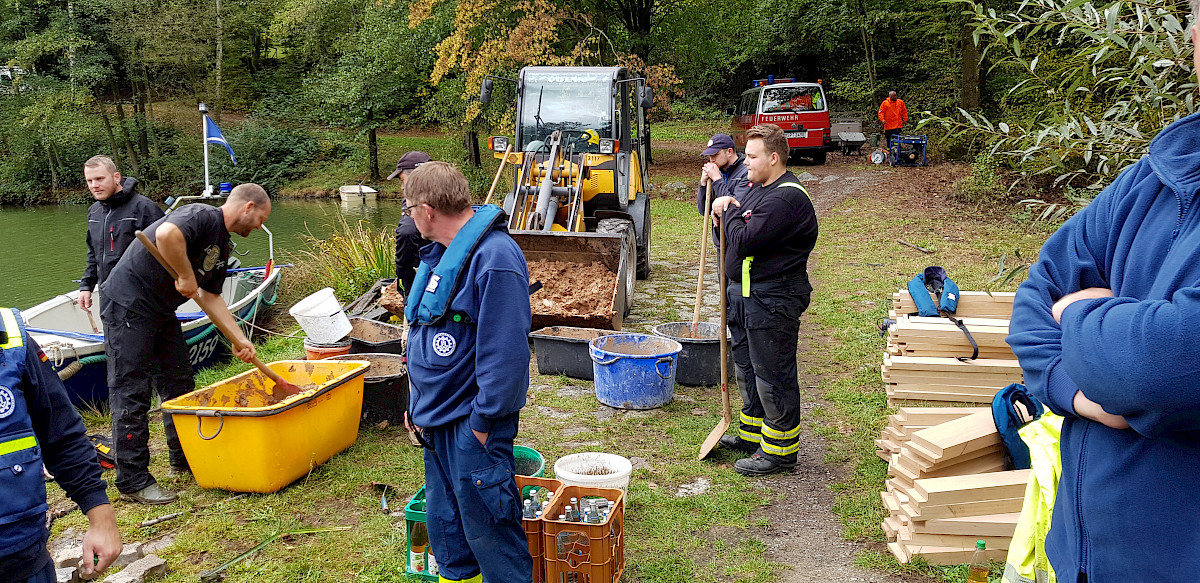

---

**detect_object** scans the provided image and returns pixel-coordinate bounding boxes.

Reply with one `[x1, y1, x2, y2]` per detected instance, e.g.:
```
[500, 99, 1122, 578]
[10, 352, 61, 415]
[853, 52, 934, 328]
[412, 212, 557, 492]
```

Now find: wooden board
[884, 355, 1024, 374]
[899, 527, 1012, 551]
[892, 543, 1008, 566]
[892, 290, 1015, 320]
[901, 497, 1025, 521]
[913, 513, 1020, 537]
[908, 411, 1000, 459]
[915, 470, 1031, 506]
[895, 407, 989, 424]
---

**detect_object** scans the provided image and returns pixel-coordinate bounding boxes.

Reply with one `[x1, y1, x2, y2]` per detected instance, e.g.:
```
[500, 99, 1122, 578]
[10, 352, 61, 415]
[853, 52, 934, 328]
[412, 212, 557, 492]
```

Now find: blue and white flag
[204, 116, 237, 165]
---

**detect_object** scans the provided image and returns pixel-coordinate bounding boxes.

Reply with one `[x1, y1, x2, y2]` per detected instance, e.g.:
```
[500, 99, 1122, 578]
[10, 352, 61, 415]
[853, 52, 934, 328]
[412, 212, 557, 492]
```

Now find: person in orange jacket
[878, 91, 909, 146]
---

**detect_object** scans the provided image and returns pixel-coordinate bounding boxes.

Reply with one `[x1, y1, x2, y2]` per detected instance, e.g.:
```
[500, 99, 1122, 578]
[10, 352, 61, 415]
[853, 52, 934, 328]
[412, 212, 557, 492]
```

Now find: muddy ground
[635, 146, 966, 582]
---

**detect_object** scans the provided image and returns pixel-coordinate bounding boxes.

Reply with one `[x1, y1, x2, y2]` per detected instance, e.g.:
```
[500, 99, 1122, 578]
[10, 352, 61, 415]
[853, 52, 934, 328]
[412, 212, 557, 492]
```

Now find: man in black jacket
[78, 155, 164, 313]
[710, 124, 818, 476]
[696, 133, 750, 214]
[389, 151, 433, 293]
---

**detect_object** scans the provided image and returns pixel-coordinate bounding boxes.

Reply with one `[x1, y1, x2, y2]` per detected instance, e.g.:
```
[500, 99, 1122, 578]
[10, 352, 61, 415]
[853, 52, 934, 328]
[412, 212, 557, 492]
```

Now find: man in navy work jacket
[1006, 3, 1200, 579]
[696, 133, 750, 214]
[402, 161, 532, 583]
[709, 123, 818, 476]
[388, 150, 434, 293]
[0, 308, 122, 582]
[101, 184, 270, 505]
[77, 155, 164, 313]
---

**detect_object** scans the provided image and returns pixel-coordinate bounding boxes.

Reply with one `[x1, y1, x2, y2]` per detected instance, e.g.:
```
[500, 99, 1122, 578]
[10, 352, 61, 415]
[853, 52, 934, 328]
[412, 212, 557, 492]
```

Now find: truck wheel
[597, 218, 637, 316]
[811, 150, 827, 165]
[636, 197, 651, 280]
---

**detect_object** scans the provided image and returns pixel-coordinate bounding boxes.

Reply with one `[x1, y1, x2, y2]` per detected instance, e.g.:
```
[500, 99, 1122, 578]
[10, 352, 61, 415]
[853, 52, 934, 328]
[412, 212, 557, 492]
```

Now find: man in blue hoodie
[402, 161, 532, 583]
[696, 133, 750, 214]
[1007, 5, 1200, 579]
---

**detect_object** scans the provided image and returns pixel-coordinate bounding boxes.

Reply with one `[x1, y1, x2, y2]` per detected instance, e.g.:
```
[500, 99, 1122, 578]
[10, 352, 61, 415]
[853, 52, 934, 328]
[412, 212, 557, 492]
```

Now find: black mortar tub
[325, 353, 408, 426]
[650, 322, 733, 387]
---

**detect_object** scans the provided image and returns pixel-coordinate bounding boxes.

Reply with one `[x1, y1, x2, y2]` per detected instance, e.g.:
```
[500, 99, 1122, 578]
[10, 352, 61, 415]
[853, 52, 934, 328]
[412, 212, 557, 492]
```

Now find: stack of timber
[883, 355, 1023, 406]
[874, 406, 988, 461]
[886, 315, 1015, 360]
[890, 290, 1015, 319]
[879, 410, 1025, 565]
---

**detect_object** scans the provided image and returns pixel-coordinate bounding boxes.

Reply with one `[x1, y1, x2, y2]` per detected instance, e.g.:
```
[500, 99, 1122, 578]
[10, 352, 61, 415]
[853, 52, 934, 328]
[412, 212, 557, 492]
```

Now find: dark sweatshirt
[80, 177, 165, 292]
[721, 170, 818, 282]
[695, 155, 751, 214]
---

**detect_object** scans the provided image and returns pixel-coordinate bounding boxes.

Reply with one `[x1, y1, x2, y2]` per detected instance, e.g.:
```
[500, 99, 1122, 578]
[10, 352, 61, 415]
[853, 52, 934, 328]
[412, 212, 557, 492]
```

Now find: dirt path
[642, 151, 930, 582]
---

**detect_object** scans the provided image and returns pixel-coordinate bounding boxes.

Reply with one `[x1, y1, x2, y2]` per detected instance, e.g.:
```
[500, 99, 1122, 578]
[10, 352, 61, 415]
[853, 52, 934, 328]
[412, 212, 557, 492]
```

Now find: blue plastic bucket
[589, 334, 682, 409]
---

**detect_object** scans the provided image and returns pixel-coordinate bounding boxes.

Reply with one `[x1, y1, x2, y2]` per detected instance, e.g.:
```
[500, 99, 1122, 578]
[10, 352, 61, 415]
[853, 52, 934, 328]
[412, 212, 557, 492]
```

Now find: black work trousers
[101, 301, 193, 493]
[725, 274, 812, 464]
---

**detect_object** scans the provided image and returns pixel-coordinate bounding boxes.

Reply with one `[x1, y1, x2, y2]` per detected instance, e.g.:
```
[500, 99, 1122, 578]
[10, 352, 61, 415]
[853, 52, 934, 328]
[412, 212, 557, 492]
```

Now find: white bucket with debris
[554, 452, 632, 492]
[289, 287, 352, 344]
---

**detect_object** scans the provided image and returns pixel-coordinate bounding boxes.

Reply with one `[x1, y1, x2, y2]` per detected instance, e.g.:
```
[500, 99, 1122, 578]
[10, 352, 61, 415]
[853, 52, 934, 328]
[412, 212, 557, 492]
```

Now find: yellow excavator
[480, 66, 654, 330]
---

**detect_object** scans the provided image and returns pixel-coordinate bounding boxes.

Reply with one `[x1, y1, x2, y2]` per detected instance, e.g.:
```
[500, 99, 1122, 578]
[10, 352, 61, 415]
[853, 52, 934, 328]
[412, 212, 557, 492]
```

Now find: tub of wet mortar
[650, 322, 732, 386]
[529, 326, 614, 380]
[162, 359, 370, 493]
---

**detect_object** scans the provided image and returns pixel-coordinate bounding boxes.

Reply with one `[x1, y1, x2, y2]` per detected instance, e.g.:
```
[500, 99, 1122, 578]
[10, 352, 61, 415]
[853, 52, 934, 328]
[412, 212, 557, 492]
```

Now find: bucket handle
[654, 356, 674, 379]
[590, 352, 622, 365]
[196, 410, 224, 440]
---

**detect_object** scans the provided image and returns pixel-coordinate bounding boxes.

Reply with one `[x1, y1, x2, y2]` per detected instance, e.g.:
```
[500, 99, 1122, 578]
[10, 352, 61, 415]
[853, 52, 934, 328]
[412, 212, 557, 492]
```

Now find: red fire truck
[732, 77, 832, 164]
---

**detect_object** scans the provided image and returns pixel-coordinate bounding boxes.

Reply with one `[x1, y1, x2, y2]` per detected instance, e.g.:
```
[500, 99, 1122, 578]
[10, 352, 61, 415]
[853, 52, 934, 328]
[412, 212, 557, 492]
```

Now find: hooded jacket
[1007, 111, 1200, 581]
[878, 98, 908, 131]
[79, 177, 164, 292]
[695, 154, 750, 214]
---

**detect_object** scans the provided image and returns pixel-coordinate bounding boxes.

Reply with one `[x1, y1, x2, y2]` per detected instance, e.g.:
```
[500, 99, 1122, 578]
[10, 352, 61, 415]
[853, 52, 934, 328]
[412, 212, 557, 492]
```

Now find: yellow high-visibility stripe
[0, 309, 22, 349]
[760, 440, 799, 456]
[762, 424, 802, 440]
[739, 412, 763, 427]
[439, 574, 482, 583]
[737, 428, 762, 443]
[742, 257, 754, 297]
[0, 435, 37, 456]
[776, 182, 811, 200]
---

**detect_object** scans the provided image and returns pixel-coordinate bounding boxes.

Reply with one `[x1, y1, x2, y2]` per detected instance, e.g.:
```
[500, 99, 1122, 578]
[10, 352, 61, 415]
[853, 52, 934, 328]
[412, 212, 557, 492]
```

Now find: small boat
[22, 265, 282, 407]
[338, 184, 377, 201]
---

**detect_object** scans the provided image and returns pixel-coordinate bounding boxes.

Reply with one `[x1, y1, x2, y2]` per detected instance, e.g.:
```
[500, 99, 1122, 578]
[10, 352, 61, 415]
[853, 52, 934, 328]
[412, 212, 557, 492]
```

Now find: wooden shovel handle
[718, 218, 731, 425]
[483, 144, 514, 206]
[134, 230, 292, 391]
[692, 182, 713, 330]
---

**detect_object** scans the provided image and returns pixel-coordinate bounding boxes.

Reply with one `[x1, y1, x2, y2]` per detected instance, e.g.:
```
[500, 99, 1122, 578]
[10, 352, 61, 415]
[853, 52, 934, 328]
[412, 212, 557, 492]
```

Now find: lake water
[0, 198, 404, 309]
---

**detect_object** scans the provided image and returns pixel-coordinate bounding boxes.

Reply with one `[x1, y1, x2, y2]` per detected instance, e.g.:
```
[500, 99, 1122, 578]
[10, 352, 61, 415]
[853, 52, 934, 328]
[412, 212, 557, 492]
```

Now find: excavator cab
[482, 66, 654, 330]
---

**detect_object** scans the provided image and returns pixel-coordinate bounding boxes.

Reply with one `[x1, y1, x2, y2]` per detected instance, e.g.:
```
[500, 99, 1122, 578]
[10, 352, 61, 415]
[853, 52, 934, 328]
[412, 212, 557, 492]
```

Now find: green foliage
[665, 98, 729, 122]
[209, 122, 346, 195]
[288, 213, 395, 302]
[952, 152, 1005, 204]
[926, 0, 1196, 191]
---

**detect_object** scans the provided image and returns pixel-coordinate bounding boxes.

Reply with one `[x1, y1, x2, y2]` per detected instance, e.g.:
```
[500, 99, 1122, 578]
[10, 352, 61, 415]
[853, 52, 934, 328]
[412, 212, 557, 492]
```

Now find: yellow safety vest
[1003, 413, 1063, 583]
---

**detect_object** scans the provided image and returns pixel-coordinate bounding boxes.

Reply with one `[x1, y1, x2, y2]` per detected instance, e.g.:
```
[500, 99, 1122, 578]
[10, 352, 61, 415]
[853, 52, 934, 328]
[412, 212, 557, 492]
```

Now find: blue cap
[702, 133, 736, 156]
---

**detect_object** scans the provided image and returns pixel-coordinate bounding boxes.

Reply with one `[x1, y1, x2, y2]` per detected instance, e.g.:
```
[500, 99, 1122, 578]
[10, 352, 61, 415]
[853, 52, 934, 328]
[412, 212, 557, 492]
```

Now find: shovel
[691, 183, 713, 335]
[698, 218, 731, 460]
[135, 230, 303, 396]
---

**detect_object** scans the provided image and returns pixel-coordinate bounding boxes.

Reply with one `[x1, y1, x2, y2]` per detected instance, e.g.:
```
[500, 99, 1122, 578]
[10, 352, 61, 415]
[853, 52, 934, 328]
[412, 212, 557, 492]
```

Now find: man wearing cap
[389, 151, 433, 293]
[696, 133, 750, 215]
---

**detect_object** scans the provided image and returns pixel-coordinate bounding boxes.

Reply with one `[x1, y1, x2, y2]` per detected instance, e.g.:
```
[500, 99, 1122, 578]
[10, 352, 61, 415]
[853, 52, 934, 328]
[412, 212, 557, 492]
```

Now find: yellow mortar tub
[162, 360, 370, 493]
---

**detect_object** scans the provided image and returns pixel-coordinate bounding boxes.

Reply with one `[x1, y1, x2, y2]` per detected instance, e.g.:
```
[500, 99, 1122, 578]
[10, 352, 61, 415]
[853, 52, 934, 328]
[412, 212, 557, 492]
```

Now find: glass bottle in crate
[409, 521, 428, 573]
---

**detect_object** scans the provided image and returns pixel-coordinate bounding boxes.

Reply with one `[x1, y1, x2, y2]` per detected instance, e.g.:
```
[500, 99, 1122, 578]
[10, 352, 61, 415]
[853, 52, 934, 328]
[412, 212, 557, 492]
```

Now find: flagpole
[199, 102, 212, 196]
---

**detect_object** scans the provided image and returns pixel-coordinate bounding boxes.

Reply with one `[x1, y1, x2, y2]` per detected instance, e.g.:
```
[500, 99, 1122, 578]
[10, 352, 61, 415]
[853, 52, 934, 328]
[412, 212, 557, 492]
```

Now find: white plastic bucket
[289, 287, 352, 344]
[553, 452, 633, 492]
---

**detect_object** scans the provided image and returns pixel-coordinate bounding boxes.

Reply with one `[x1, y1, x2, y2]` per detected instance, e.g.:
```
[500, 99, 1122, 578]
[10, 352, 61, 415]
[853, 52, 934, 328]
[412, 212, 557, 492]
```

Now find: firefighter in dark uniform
[696, 133, 750, 215]
[0, 308, 122, 582]
[710, 124, 819, 476]
[77, 155, 165, 314]
[100, 184, 271, 504]
[388, 151, 433, 293]
[402, 162, 533, 583]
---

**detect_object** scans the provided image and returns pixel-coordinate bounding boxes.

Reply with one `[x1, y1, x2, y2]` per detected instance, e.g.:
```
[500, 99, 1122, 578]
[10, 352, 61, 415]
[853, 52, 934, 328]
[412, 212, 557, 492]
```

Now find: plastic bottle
[523, 499, 534, 519]
[967, 540, 989, 583]
[409, 522, 428, 573]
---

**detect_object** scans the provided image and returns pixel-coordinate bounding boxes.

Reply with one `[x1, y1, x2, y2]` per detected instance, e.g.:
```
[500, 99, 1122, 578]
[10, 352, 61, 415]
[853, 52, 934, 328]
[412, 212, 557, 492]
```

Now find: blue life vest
[406, 205, 507, 326]
[907, 266, 977, 360]
[0, 308, 49, 529]
[992, 383, 1045, 470]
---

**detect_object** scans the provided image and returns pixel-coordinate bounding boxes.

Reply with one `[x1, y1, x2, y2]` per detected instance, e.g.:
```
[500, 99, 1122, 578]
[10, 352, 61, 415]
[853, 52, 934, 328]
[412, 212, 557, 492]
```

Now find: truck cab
[732, 78, 831, 164]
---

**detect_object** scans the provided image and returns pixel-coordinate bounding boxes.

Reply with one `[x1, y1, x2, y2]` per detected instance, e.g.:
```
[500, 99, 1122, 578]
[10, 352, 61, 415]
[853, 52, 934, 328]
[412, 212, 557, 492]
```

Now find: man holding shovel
[100, 184, 271, 504]
[710, 124, 818, 476]
[696, 133, 750, 215]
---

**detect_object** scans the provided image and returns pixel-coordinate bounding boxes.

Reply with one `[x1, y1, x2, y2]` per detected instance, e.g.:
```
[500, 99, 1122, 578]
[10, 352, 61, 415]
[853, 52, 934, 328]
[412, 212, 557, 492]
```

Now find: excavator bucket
[515, 231, 631, 331]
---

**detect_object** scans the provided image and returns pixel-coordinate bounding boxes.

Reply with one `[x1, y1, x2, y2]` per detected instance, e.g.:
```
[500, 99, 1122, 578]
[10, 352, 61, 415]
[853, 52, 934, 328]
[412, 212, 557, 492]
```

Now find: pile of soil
[379, 282, 405, 316]
[528, 260, 616, 317]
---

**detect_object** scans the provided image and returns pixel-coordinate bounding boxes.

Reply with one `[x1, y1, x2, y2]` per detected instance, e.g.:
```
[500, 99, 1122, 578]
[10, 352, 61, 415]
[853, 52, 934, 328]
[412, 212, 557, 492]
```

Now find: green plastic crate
[404, 486, 437, 581]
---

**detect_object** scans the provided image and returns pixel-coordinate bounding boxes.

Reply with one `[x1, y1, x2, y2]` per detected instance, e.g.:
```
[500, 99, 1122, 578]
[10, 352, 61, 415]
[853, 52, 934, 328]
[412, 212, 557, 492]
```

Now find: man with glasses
[402, 161, 533, 583]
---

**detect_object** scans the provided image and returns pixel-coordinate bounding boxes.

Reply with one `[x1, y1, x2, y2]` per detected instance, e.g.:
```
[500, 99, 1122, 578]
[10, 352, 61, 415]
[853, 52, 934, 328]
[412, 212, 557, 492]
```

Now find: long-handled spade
[698, 215, 731, 460]
[690, 183, 713, 334]
[135, 230, 303, 396]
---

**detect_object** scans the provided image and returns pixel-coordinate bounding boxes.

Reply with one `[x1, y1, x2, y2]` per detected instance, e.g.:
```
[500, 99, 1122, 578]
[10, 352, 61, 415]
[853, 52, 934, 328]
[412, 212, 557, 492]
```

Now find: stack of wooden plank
[883, 355, 1023, 406]
[886, 315, 1015, 360]
[879, 411, 1025, 565]
[874, 406, 988, 461]
[891, 290, 1015, 319]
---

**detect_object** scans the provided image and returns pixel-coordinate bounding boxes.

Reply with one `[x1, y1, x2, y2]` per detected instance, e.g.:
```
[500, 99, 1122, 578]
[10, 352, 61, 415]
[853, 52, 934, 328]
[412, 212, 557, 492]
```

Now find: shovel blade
[698, 418, 731, 460]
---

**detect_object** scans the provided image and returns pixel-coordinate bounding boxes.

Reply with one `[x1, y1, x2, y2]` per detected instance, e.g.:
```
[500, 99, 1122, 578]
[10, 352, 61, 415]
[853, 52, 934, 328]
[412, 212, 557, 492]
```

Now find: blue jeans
[423, 413, 531, 583]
